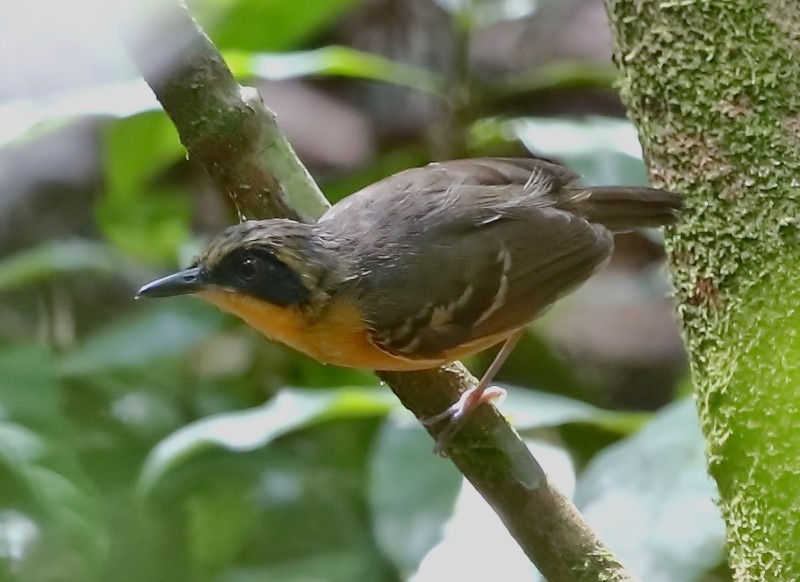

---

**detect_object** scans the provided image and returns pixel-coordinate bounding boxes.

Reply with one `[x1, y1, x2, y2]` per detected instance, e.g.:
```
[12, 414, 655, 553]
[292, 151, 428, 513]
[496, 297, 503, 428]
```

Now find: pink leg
[423, 330, 523, 452]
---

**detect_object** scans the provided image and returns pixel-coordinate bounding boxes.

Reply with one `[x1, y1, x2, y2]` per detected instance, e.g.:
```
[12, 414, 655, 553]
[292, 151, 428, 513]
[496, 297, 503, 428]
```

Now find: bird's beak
[136, 267, 207, 298]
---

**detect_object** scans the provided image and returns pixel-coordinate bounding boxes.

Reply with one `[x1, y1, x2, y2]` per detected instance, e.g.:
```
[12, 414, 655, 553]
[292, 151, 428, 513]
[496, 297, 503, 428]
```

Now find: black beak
[136, 267, 207, 298]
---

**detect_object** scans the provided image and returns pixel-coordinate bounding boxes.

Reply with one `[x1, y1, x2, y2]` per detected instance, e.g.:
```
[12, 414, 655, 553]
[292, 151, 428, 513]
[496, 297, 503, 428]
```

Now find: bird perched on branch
[138, 157, 681, 445]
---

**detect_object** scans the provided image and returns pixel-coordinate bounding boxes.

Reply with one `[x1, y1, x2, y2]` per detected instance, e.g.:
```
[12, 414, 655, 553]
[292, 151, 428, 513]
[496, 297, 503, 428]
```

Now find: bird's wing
[318, 157, 581, 223]
[360, 208, 611, 359]
[326, 159, 613, 360]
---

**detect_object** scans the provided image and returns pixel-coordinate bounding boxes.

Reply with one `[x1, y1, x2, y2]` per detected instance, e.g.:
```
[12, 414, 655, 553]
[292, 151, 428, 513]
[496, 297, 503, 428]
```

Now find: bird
[138, 157, 681, 446]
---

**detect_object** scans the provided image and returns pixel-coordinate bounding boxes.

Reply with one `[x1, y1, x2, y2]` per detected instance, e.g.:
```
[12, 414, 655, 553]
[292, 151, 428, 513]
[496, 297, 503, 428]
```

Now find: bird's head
[137, 219, 330, 309]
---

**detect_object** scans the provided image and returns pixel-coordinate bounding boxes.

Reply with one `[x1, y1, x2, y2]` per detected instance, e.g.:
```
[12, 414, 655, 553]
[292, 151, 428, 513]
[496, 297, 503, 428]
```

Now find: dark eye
[236, 255, 263, 282]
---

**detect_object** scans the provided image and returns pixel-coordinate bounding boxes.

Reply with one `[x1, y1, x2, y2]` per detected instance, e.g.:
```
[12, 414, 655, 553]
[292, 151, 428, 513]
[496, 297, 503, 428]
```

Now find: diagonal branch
[120, 3, 330, 223]
[122, 3, 636, 580]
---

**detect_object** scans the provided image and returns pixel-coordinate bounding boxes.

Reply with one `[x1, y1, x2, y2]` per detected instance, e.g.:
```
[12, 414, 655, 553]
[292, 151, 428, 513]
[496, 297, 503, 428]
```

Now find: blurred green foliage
[190, 0, 362, 53]
[0, 1, 724, 581]
[100, 113, 190, 263]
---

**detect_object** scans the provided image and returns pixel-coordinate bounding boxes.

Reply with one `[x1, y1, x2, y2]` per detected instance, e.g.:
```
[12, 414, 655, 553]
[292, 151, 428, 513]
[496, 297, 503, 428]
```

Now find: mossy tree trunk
[605, 1, 800, 578]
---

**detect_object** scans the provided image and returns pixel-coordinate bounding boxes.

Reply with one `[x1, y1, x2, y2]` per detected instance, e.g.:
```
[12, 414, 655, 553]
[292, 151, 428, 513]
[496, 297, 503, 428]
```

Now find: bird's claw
[422, 385, 507, 455]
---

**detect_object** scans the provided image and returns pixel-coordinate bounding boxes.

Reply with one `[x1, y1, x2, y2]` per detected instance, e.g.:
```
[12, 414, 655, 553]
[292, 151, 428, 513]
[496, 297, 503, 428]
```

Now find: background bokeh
[0, 0, 727, 580]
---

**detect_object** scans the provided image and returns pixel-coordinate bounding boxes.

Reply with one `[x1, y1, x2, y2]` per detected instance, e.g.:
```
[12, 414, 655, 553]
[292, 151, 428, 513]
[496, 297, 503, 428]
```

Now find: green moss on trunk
[605, 0, 800, 578]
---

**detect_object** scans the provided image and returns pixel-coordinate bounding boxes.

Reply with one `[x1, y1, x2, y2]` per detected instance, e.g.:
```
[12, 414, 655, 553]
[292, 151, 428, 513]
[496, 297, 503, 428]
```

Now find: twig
[122, 4, 637, 580]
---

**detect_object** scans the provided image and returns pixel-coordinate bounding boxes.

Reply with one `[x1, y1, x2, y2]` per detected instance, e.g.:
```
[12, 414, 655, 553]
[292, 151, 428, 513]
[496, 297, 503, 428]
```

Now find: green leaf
[186, 486, 258, 574]
[104, 113, 183, 196]
[100, 112, 190, 262]
[59, 302, 226, 376]
[191, 0, 362, 52]
[369, 417, 461, 576]
[141, 413, 392, 578]
[574, 398, 725, 581]
[226, 47, 444, 95]
[503, 386, 650, 434]
[0, 239, 135, 292]
[496, 61, 617, 95]
[0, 346, 62, 427]
[0, 345, 105, 577]
[140, 388, 396, 494]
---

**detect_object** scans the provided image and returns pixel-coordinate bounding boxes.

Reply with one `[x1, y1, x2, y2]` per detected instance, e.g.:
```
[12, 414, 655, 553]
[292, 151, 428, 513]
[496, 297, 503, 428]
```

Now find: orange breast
[200, 290, 424, 370]
[199, 290, 509, 371]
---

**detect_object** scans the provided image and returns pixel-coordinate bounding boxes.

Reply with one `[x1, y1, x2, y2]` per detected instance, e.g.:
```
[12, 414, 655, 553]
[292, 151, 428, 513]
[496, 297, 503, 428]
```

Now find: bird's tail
[561, 186, 683, 232]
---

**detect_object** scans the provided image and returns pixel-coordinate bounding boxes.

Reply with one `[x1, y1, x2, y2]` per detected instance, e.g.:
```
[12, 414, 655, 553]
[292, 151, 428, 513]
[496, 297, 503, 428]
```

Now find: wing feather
[318, 158, 613, 360]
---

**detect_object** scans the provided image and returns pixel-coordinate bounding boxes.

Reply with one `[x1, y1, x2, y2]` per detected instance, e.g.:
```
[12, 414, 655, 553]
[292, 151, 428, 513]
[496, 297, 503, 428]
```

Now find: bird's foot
[422, 385, 506, 455]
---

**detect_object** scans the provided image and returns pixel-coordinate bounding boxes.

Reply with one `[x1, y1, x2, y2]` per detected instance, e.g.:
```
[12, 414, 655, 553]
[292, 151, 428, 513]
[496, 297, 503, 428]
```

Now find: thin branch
[122, 4, 636, 581]
[121, 3, 330, 223]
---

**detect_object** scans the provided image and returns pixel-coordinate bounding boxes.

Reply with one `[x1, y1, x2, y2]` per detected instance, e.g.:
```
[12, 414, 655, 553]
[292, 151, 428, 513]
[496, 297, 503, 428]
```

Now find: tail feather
[562, 186, 683, 232]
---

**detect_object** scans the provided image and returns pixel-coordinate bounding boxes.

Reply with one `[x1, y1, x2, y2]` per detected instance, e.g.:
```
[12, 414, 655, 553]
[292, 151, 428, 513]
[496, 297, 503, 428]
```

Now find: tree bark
[605, 1, 800, 578]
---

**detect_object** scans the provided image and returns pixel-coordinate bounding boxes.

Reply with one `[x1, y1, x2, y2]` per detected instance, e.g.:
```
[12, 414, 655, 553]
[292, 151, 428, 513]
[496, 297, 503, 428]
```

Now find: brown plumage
[138, 157, 682, 443]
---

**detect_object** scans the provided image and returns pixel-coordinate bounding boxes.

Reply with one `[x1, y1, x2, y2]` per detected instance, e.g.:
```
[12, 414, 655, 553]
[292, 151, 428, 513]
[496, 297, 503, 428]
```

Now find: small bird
[138, 157, 681, 443]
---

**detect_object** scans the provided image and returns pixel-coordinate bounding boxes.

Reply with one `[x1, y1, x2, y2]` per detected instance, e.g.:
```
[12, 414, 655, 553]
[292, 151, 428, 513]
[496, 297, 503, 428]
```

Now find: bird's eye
[236, 256, 263, 282]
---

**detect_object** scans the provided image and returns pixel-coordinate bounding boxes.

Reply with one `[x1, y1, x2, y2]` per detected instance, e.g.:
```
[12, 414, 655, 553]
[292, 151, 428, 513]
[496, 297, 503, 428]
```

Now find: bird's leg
[423, 330, 523, 451]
